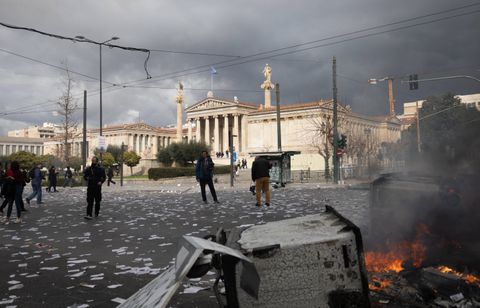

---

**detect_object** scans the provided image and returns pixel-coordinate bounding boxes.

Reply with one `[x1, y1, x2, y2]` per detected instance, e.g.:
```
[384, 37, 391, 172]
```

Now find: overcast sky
[1, 0, 479, 135]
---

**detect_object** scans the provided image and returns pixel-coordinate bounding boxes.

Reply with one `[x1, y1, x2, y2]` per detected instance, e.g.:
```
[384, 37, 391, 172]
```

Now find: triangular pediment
[318, 100, 350, 113]
[185, 98, 238, 112]
[124, 123, 158, 131]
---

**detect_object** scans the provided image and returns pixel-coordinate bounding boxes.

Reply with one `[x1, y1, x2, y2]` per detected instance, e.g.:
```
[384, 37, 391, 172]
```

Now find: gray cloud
[1, 0, 479, 135]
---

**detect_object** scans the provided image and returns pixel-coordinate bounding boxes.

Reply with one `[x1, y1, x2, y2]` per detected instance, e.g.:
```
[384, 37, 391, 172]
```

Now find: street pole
[332, 57, 339, 184]
[275, 83, 283, 186]
[99, 43, 103, 137]
[82, 90, 87, 171]
[276, 83, 282, 152]
[229, 131, 234, 187]
[416, 101, 421, 153]
[387, 78, 395, 116]
[120, 142, 125, 187]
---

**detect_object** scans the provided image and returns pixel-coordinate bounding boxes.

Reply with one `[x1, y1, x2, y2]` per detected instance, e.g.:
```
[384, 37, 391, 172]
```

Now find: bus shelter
[249, 151, 300, 186]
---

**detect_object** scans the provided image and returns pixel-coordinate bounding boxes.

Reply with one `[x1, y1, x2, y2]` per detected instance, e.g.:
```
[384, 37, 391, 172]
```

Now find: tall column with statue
[175, 82, 184, 143]
[261, 64, 274, 108]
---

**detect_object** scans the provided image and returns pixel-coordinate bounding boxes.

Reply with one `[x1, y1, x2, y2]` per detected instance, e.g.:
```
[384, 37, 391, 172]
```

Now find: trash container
[223, 206, 370, 308]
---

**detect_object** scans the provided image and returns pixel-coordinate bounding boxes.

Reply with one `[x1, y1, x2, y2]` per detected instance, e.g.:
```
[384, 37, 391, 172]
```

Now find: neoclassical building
[22, 64, 401, 172]
[185, 95, 401, 170]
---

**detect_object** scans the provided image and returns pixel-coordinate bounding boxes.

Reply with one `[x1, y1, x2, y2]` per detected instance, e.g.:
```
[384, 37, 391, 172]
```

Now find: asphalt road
[0, 177, 370, 308]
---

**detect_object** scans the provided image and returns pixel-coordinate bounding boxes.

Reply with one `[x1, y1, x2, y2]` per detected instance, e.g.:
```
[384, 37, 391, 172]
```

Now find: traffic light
[409, 74, 419, 90]
[338, 134, 347, 149]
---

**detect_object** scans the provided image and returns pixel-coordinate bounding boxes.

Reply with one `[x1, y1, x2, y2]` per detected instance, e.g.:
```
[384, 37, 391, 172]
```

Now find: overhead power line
[1, 3, 479, 116]
[109, 3, 480, 89]
[0, 21, 152, 79]
[0, 47, 116, 85]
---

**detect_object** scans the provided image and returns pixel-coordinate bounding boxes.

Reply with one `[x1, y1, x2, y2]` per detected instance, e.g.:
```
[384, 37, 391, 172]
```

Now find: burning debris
[367, 173, 480, 307]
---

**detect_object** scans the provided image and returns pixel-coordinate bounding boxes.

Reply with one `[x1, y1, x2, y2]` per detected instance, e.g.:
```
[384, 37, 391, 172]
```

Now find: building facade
[0, 137, 44, 156]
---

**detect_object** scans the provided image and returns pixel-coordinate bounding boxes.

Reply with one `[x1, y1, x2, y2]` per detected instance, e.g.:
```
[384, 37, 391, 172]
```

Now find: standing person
[195, 151, 219, 204]
[251, 156, 271, 207]
[0, 162, 5, 196]
[63, 166, 73, 188]
[26, 163, 44, 205]
[107, 166, 116, 186]
[83, 156, 106, 220]
[16, 168, 28, 212]
[0, 161, 22, 224]
[47, 166, 58, 192]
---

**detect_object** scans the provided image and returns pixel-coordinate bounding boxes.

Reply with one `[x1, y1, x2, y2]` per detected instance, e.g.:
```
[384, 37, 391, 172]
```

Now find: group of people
[0, 161, 42, 224]
[214, 151, 227, 158]
[195, 151, 272, 208]
[0, 157, 112, 224]
[1, 150, 272, 224]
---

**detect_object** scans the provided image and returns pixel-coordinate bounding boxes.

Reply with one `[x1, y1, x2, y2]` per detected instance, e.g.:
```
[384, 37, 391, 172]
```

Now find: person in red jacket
[0, 161, 22, 224]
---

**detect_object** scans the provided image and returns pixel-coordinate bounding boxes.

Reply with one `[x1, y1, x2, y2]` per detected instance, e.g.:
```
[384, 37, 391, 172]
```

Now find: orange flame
[369, 277, 392, 291]
[365, 224, 428, 273]
[437, 266, 480, 287]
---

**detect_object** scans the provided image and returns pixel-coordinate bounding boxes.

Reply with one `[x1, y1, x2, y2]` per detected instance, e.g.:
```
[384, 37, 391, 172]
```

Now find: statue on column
[263, 63, 272, 82]
[261, 64, 274, 108]
[176, 82, 184, 143]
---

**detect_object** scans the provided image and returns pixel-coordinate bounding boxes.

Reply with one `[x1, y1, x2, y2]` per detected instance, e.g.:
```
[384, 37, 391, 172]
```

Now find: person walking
[251, 156, 271, 207]
[0, 162, 5, 196]
[26, 163, 44, 206]
[63, 166, 73, 188]
[16, 168, 28, 212]
[0, 161, 23, 224]
[47, 166, 58, 192]
[83, 157, 106, 220]
[107, 166, 116, 186]
[195, 151, 219, 204]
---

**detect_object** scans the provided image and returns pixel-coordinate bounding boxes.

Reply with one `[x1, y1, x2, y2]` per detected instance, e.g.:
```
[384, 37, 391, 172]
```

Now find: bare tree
[57, 66, 79, 164]
[306, 114, 334, 180]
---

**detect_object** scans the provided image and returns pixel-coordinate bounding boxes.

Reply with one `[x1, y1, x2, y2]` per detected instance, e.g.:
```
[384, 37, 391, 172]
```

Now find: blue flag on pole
[210, 66, 217, 74]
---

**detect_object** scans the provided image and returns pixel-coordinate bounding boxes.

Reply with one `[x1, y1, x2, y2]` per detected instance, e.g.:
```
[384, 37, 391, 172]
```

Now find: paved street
[0, 175, 370, 307]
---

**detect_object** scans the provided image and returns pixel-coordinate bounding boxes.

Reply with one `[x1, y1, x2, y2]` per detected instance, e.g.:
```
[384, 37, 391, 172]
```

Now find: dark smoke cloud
[0, 0, 479, 135]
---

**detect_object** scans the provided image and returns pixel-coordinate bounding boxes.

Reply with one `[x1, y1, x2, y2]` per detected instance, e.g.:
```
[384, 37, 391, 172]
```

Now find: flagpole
[210, 72, 213, 92]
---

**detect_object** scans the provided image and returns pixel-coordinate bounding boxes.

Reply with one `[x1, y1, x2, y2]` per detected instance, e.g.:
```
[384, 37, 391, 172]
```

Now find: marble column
[151, 135, 157, 155]
[195, 118, 201, 143]
[233, 114, 240, 153]
[205, 116, 210, 147]
[241, 115, 248, 153]
[223, 115, 229, 152]
[214, 115, 220, 153]
[187, 119, 193, 142]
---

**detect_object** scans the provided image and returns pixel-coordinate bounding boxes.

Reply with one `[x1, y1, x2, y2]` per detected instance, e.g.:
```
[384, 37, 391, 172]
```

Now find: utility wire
[149, 48, 240, 58]
[1, 4, 479, 115]
[0, 47, 116, 85]
[0, 21, 152, 79]
[108, 5, 480, 91]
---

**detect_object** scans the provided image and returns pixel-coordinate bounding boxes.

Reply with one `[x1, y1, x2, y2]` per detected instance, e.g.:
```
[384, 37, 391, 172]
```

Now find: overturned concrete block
[226, 206, 370, 308]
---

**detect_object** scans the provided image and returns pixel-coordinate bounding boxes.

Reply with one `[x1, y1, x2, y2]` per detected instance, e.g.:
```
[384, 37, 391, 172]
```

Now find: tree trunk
[130, 166, 133, 176]
[324, 156, 330, 181]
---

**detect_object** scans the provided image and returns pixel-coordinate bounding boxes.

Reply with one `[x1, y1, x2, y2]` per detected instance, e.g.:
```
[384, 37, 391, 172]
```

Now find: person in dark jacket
[0, 162, 5, 196]
[47, 166, 58, 192]
[63, 166, 73, 188]
[26, 163, 44, 205]
[83, 156, 106, 219]
[0, 161, 23, 224]
[107, 166, 116, 186]
[195, 151, 219, 204]
[251, 156, 271, 207]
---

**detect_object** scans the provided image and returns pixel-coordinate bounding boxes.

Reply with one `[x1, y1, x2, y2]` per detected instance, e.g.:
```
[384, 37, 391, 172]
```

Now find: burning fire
[365, 224, 428, 273]
[368, 277, 391, 291]
[437, 266, 480, 288]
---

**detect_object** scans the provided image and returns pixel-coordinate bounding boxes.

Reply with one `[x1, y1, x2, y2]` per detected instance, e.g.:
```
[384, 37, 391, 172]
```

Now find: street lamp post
[75, 36, 119, 137]
[368, 77, 395, 116]
[364, 128, 371, 179]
